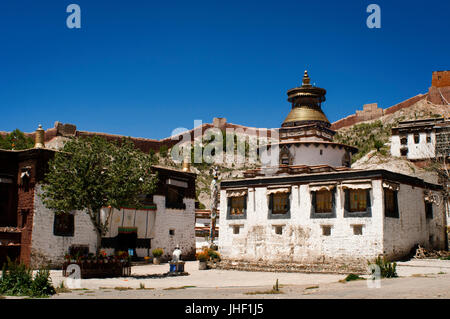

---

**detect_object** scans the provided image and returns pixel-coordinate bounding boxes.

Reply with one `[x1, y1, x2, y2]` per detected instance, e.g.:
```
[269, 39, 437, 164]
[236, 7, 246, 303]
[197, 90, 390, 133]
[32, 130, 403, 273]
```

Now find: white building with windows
[391, 117, 450, 160]
[218, 72, 447, 267]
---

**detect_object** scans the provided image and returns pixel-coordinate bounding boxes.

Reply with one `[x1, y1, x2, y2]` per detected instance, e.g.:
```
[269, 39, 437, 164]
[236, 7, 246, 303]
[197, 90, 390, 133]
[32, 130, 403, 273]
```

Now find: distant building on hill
[390, 117, 450, 161]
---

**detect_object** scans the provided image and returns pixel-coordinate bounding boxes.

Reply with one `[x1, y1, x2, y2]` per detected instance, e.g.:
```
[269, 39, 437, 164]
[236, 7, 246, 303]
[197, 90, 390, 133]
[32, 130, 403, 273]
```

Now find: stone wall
[355, 103, 383, 121]
[384, 94, 428, 115]
[331, 95, 429, 131]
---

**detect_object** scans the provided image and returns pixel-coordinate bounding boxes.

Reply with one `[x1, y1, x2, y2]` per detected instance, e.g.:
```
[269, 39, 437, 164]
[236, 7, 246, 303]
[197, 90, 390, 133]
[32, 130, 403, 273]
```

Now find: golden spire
[182, 155, 191, 172]
[302, 70, 311, 86]
[282, 71, 330, 127]
[34, 124, 45, 149]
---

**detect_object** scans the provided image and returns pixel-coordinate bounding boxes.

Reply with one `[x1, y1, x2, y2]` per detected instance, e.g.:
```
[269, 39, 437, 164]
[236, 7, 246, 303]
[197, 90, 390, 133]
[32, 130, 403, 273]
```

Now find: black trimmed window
[53, 213, 74, 237]
[384, 188, 399, 218]
[400, 136, 407, 145]
[227, 195, 247, 220]
[310, 189, 336, 219]
[400, 148, 408, 156]
[166, 185, 186, 209]
[344, 189, 372, 218]
[425, 201, 433, 219]
[315, 190, 333, 213]
[268, 192, 291, 219]
[414, 133, 420, 144]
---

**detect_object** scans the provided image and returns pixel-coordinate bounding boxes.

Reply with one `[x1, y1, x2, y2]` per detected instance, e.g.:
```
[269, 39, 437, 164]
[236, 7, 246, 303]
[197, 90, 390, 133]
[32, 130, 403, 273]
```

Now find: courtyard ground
[44, 259, 450, 299]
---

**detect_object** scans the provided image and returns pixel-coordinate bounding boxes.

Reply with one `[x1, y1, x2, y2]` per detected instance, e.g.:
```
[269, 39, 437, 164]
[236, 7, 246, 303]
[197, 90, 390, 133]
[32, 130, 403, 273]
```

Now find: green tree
[159, 145, 168, 157]
[41, 136, 158, 252]
[0, 129, 34, 150]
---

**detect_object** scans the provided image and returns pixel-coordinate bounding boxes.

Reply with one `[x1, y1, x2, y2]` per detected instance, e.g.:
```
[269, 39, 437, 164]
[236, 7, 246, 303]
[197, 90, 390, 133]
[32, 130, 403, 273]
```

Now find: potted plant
[144, 256, 151, 264]
[152, 248, 164, 264]
[196, 250, 209, 270]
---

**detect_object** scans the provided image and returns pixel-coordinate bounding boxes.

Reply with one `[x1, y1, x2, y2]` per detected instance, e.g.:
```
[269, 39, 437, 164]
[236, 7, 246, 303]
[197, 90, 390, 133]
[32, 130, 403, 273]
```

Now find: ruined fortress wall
[383, 94, 428, 115]
[428, 86, 450, 105]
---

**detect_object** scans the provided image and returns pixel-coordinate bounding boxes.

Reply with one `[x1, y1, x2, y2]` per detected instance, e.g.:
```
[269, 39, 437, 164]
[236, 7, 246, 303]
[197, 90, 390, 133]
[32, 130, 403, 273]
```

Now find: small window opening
[322, 225, 331, 236]
[352, 225, 363, 235]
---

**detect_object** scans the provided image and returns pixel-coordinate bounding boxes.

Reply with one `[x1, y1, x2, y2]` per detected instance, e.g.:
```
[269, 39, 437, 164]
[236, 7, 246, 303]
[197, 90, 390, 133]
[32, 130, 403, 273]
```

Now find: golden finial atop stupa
[34, 124, 45, 149]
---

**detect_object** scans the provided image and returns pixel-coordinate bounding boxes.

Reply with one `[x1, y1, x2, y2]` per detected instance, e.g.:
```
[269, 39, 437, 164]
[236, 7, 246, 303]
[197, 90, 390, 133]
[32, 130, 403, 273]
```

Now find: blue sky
[0, 0, 448, 139]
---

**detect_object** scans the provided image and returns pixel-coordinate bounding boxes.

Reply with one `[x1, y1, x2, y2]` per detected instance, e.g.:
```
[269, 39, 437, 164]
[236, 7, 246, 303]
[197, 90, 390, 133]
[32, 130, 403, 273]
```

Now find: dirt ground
[44, 259, 450, 299]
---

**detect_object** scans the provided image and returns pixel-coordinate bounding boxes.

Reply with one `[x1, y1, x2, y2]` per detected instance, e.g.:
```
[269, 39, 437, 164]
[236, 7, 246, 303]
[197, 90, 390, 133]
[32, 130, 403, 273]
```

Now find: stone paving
[46, 259, 450, 299]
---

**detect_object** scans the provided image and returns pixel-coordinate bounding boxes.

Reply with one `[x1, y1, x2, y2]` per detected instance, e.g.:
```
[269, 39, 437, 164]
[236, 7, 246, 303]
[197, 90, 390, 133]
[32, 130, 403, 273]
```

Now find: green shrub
[152, 248, 164, 257]
[0, 258, 33, 296]
[368, 256, 398, 278]
[159, 145, 168, 158]
[344, 274, 364, 282]
[207, 248, 221, 261]
[0, 258, 55, 298]
[30, 268, 56, 297]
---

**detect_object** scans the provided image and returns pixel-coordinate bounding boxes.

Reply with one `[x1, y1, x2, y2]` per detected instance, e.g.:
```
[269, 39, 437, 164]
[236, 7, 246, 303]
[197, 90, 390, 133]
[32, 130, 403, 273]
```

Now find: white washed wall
[150, 195, 196, 260]
[31, 185, 98, 266]
[291, 145, 348, 167]
[219, 181, 383, 263]
[219, 179, 446, 263]
[383, 185, 446, 259]
[32, 186, 196, 265]
[103, 195, 196, 259]
[391, 132, 436, 159]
